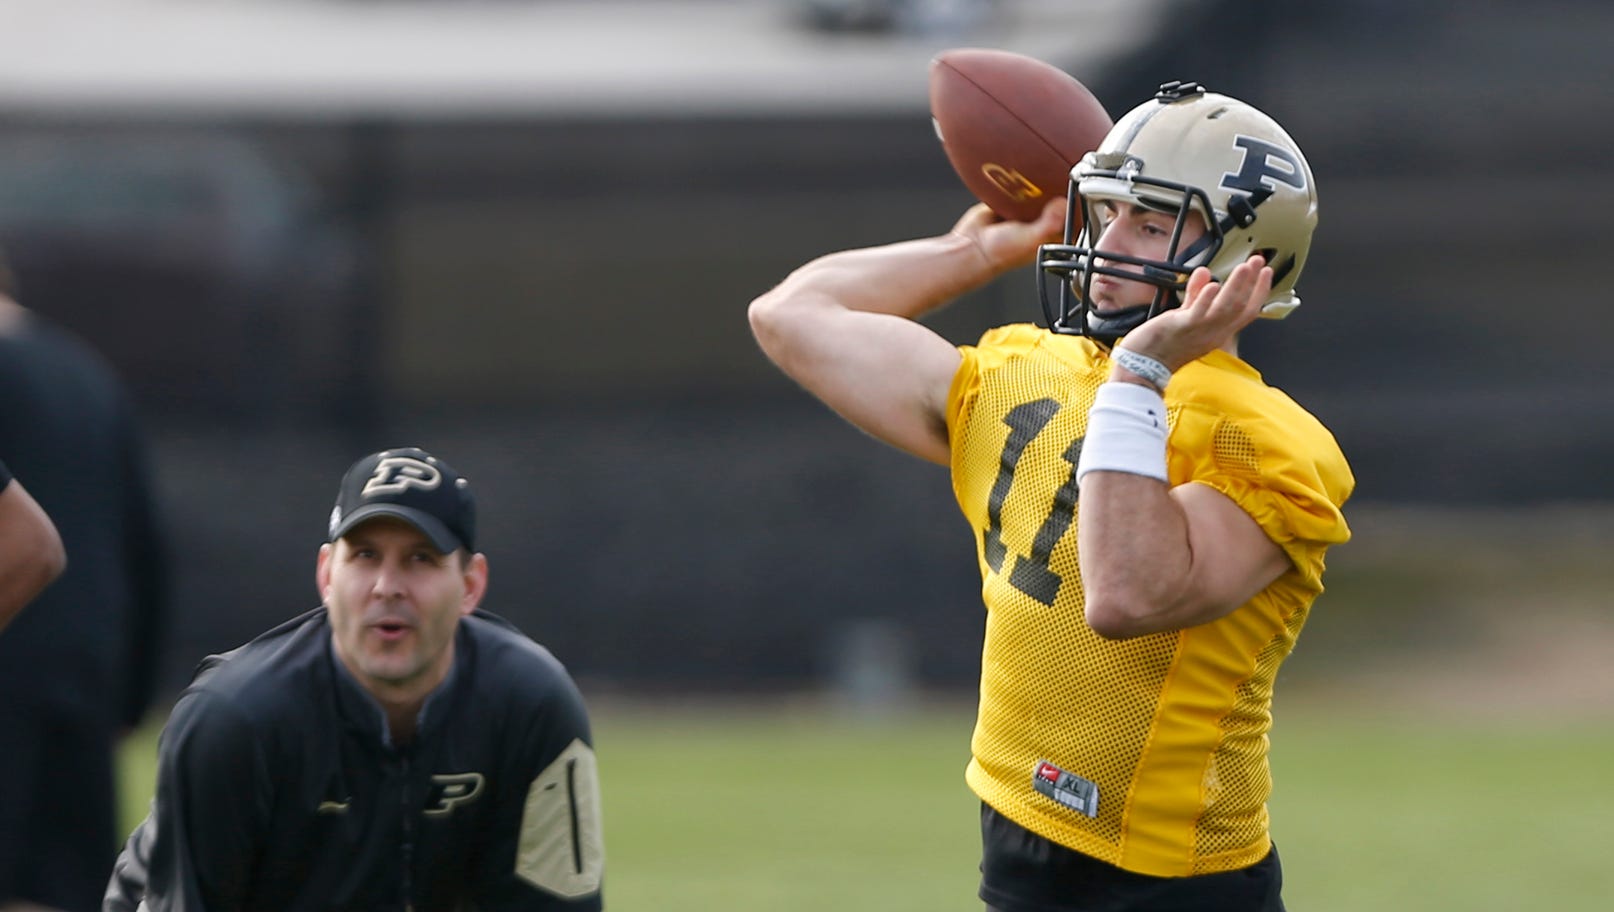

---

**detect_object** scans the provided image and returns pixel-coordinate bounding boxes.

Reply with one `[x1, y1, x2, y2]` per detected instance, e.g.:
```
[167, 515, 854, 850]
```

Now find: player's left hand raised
[1120, 254, 1272, 371]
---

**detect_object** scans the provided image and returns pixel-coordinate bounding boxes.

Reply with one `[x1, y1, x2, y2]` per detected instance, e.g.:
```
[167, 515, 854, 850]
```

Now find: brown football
[929, 48, 1113, 223]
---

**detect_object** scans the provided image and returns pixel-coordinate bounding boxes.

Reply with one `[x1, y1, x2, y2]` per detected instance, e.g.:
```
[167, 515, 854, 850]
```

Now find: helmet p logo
[1220, 136, 1306, 196]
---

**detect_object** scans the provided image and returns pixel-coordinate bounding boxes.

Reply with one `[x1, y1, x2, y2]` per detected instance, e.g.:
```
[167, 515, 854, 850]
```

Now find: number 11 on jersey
[980, 398, 1084, 607]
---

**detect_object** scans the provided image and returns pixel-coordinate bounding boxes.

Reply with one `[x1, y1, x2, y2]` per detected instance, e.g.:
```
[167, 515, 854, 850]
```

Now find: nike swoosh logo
[317, 799, 352, 814]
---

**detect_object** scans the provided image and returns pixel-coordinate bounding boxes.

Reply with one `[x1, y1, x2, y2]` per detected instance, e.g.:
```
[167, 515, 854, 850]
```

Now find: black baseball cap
[327, 447, 476, 554]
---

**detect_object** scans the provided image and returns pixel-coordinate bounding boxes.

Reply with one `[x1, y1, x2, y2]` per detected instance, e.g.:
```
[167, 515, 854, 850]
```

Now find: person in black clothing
[105, 447, 605, 911]
[0, 458, 66, 630]
[0, 257, 169, 912]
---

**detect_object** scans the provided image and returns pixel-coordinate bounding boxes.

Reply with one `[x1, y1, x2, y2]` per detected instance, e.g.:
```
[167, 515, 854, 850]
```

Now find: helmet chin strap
[1082, 285, 1181, 345]
[1083, 304, 1152, 344]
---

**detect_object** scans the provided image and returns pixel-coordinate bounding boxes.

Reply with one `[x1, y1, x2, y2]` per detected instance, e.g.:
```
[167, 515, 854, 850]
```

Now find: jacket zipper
[400, 752, 414, 912]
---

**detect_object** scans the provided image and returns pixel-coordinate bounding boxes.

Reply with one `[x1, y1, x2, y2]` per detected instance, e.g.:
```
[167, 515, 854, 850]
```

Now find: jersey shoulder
[956, 323, 1078, 372]
[950, 323, 1105, 425]
[1174, 355, 1336, 442]
[1171, 354, 1350, 484]
[1170, 354, 1354, 552]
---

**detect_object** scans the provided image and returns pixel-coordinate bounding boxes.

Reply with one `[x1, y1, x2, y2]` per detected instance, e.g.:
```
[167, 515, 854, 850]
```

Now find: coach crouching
[104, 447, 604, 911]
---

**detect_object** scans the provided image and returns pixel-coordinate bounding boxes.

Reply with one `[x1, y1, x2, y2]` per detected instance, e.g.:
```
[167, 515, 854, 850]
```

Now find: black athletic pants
[979, 803, 1286, 912]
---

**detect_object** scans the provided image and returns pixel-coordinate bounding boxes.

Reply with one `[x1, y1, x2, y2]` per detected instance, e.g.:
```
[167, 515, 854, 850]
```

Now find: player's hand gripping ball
[929, 48, 1113, 224]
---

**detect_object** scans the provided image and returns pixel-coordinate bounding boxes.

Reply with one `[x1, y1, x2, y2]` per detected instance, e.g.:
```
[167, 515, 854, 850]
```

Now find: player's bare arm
[0, 476, 66, 632]
[749, 201, 1063, 465]
[1079, 255, 1289, 639]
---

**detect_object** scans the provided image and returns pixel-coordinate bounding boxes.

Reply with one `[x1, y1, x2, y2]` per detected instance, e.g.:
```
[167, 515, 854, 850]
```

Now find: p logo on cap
[362, 456, 443, 497]
[328, 447, 476, 555]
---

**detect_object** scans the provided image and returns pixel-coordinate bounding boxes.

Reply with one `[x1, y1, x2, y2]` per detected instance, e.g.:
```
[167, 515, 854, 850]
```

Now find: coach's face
[317, 517, 487, 705]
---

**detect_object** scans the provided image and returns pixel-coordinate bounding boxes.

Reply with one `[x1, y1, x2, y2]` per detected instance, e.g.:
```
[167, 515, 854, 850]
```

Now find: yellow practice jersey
[946, 324, 1354, 878]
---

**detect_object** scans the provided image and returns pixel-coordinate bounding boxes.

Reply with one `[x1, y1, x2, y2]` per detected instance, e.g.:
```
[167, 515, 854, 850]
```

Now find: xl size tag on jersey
[1032, 760, 1099, 818]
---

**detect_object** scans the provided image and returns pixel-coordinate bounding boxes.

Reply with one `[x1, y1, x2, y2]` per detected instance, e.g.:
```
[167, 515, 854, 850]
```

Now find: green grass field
[118, 695, 1614, 912]
[116, 506, 1614, 909]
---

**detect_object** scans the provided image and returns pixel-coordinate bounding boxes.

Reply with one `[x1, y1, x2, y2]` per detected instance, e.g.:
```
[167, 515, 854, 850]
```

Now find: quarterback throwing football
[749, 81, 1352, 912]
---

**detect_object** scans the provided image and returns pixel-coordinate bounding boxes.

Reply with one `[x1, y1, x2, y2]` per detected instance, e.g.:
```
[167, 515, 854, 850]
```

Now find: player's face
[1086, 199, 1207, 312]
[317, 518, 486, 704]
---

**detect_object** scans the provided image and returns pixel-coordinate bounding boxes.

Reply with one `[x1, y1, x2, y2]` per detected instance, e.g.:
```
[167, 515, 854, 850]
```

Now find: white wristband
[1112, 347, 1173, 392]
[1075, 382, 1169, 483]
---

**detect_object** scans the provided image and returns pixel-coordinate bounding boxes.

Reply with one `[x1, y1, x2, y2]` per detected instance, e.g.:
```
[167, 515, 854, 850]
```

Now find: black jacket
[0, 312, 167, 728]
[105, 608, 604, 911]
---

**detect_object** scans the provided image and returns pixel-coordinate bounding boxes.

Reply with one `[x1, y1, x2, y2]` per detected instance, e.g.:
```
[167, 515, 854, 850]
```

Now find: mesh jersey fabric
[945, 323, 1353, 878]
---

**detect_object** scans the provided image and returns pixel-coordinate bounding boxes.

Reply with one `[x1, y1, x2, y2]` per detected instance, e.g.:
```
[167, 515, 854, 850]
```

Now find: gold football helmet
[1038, 81, 1318, 342]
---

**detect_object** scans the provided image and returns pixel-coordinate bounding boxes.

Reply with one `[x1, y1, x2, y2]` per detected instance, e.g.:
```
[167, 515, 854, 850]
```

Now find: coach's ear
[459, 551, 488, 616]
[316, 542, 335, 605]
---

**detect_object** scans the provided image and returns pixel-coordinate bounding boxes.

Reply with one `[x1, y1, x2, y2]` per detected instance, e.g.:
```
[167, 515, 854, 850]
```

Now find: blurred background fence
[2, 0, 1610, 702]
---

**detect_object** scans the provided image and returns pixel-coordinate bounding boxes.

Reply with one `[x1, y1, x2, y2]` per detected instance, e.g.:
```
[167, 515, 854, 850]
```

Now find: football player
[749, 81, 1352, 911]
